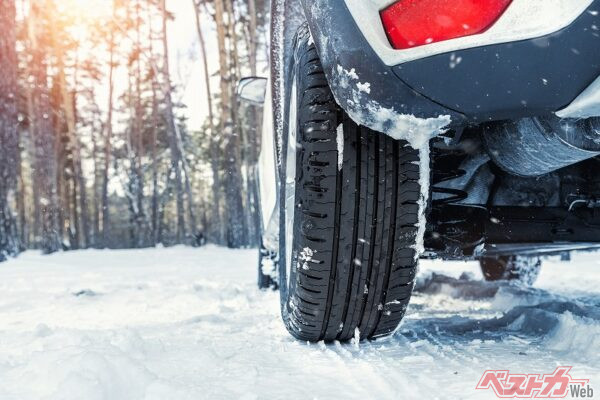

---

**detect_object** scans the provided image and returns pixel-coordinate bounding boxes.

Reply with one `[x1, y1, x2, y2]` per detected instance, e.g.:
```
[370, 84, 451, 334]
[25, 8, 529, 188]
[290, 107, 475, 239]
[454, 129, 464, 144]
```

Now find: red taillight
[381, 0, 513, 50]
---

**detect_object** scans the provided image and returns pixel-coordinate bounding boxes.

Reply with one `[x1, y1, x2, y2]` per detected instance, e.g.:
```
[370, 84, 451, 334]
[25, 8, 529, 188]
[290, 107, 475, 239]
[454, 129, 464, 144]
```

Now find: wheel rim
[284, 79, 298, 289]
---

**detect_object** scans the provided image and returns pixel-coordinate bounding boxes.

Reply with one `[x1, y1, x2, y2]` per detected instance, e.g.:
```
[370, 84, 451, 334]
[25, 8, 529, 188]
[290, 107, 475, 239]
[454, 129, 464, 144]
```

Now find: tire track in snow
[0, 247, 598, 399]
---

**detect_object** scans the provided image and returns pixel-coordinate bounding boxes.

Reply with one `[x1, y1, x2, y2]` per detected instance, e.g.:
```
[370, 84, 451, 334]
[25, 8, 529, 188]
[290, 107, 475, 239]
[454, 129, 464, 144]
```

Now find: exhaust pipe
[483, 117, 600, 177]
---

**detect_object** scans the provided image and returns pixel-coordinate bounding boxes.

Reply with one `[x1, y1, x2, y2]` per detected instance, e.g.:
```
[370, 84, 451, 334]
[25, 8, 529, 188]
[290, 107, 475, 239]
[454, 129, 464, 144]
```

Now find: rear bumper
[301, 0, 600, 133]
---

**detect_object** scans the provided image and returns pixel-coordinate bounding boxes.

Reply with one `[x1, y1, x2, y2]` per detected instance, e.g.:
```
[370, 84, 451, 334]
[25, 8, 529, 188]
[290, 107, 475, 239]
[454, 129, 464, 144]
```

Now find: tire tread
[283, 24, 420, 341]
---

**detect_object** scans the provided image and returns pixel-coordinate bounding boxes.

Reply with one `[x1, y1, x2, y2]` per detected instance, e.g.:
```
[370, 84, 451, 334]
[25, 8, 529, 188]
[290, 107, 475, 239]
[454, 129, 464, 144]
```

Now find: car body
[304, 0, 600, 127]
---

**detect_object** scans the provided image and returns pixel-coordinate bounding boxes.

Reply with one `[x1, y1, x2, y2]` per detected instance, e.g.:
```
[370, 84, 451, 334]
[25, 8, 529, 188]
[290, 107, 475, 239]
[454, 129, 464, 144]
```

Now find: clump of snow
[415, 146, 431, 258]
[334, 65, 451, 150]
[356, 82, 371, 94]
[336, 65, 359, 85]
[261, 257, 276, 278]
[336, 123, 344, 171]
[449, 53, 462, 69]
[545, 312, 600, 363]
[299, 247, 315, 270]
[352, 328, 361, 349]
[364, 105, 450, 149]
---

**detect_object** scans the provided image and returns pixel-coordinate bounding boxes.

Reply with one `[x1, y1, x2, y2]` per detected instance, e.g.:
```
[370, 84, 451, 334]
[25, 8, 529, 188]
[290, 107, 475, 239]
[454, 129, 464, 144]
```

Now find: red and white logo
[476, 367, 593, 398]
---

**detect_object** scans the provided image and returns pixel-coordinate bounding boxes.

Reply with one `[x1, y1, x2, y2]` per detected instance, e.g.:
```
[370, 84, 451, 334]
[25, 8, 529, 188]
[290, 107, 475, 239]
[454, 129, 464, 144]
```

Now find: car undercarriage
[427, 117, 600, 260]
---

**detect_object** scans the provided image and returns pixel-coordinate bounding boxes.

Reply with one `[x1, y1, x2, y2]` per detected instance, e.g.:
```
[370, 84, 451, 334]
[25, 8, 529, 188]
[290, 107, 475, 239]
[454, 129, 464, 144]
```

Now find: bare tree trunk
[121, 0, 147, 248]
[0, 0, 20, 261]
[57, 48, 89, 249]
[193, 0, 223, 244]
[33, 76, 61, 254]
[54, 112, 66, 246]
[193, 1, 216, 131]
[147, 3, 160, 246]
[133, 0, 146, 247]
[224, 0, 241, 82]
[247, 0, 261, 246]
[70, 165, 80, 249]
[161, 0, 186, 243]
[29, 132, 41, 244]
[150, 91, 159, 245]
[125, 71, 138, 248]
[91, 116, 101, 246]
[30, 1, 61, 254]
[17, 146, 27, 249]
[101, 9, 116, 248]
[157, 166, 176, 244]
[215, 0, 246, 247]
[248, 0, 258, 76]
[183, 167, 197, 238]
[227, 0, 248, 246]
[73, 58, 90, 248]
[16, 0, 29, 250]
[75, 140, 89, 247]
[23, 12, 41, 245]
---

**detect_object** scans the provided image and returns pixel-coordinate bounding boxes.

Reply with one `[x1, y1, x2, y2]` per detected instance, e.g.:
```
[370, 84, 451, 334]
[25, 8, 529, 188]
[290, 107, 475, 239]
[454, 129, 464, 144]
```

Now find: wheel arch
[298, 0, 465, 141]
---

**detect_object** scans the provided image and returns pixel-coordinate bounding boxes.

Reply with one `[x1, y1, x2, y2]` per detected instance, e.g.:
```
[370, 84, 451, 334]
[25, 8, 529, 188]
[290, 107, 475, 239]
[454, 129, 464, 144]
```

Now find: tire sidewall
[278, 29, 305, 322]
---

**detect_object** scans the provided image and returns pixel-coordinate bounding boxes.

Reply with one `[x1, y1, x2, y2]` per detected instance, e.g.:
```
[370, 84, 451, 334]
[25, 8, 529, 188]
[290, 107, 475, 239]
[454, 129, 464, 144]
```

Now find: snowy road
[0, 246, 598, 400]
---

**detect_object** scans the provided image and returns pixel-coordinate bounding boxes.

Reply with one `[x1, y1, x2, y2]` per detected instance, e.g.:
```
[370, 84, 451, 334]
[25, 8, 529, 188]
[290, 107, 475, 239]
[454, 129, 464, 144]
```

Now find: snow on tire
[278, 24, 421, 342]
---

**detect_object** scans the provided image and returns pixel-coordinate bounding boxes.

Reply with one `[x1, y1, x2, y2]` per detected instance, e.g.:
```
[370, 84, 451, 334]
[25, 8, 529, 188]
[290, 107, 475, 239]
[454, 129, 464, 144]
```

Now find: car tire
[479, 255, 542, 286]
[278, 24, 423, 342]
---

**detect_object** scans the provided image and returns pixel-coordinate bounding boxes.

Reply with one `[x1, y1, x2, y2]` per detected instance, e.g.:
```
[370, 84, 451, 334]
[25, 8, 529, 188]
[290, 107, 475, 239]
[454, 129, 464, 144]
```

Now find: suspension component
[426, 140, 484, 258]
[431, 143, 468, 206]
[483, 116, 600, 177]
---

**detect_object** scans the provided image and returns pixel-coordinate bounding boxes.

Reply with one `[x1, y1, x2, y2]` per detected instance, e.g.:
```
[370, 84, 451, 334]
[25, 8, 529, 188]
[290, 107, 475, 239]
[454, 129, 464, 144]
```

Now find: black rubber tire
[480, 255, 542, 286]
[278, 24, 422, 342]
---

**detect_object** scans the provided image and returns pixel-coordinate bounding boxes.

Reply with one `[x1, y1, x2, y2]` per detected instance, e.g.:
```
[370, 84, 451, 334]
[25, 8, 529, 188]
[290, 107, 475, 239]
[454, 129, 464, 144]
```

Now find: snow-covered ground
[0, 246, 598, 400]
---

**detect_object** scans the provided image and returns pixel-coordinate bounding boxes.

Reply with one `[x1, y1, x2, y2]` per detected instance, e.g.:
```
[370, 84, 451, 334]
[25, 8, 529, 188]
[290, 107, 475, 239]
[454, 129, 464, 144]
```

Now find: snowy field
[0, 246, 598, 400]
